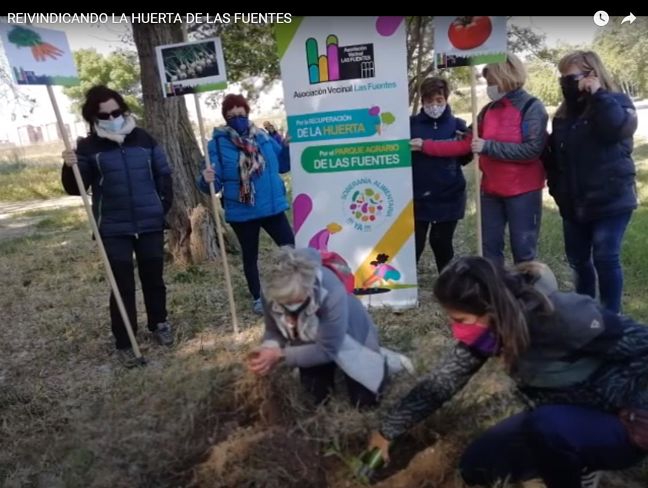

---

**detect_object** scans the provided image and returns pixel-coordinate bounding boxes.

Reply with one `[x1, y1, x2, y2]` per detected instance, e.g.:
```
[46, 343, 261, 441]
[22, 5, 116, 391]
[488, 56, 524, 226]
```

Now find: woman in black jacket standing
[61, 85, 174, 367]
[544, 51, 638, 314]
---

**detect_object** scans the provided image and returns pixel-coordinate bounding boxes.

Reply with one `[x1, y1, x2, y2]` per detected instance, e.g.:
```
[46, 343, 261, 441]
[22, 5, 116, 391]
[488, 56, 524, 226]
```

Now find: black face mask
[280, 296, 311, 319]
[560, 74, 589, 113]
[560, 75, 582, 101]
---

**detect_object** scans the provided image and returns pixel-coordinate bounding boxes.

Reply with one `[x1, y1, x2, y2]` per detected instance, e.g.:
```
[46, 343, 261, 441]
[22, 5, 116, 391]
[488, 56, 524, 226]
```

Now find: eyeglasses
[96, 109, 123, 120]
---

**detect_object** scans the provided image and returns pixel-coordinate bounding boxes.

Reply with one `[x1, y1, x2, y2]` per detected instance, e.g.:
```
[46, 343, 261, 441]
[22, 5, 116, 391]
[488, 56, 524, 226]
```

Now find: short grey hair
[261, 246, 318, 303]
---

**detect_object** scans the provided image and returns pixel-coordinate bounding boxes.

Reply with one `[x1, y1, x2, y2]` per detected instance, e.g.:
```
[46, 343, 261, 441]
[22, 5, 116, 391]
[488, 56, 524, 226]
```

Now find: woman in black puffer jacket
[61, 85, 174, 367]
[544, 51, 638, 314]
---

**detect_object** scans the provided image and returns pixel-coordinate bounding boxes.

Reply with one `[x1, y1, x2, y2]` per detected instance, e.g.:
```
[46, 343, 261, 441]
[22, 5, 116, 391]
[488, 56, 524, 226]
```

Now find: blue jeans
[460, 405, 645, 488]
[481, 190, 542, 266]
[563, 212, 632, 314]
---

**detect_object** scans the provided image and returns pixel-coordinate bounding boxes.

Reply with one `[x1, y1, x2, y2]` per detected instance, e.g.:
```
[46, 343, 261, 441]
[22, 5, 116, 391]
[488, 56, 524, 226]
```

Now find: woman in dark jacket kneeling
[369, 257, 648, 487]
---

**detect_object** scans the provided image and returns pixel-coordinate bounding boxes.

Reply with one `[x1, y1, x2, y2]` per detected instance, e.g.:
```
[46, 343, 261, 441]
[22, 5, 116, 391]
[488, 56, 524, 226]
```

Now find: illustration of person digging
[308, 222, 342, 252]
[363, 253, 402, 288]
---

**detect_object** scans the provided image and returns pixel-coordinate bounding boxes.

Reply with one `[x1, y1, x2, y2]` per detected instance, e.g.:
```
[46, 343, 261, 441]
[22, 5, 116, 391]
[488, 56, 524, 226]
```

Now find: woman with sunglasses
[198, 93, 294, 315]
[247, 247, 412, 409]
[543, 51, 638, 314]
[61, 85, 174, 368]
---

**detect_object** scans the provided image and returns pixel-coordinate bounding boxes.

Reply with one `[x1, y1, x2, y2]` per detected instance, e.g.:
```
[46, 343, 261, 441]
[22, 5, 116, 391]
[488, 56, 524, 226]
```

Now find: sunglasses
[560, 71, 592, 83]
[96, 109, 123, 120]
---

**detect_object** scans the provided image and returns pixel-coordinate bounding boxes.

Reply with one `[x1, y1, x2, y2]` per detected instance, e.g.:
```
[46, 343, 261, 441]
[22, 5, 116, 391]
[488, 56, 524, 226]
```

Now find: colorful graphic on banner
[154, 38, 227, 97]
[277, 16, 417, 308]
[0, 24, 78, 86]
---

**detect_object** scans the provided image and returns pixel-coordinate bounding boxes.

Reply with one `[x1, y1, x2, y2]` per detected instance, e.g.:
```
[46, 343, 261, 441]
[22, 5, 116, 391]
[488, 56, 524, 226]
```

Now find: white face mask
[97, 115, 125, 133]
[487, 85, 505, 102]
[423, 104, 446, 119]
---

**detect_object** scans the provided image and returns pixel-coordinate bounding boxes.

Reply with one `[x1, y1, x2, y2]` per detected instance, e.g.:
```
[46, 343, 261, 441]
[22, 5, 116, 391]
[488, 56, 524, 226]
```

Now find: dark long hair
[433, 257, 552, 368]
[81, 85, 130, 127]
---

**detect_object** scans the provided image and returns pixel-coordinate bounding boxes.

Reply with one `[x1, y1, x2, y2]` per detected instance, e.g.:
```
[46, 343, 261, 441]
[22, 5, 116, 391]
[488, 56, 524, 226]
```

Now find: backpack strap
[520, 96, 539, 118]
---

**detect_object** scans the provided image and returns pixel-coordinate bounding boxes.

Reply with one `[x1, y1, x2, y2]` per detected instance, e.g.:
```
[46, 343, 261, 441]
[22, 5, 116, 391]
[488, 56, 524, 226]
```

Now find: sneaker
[252, 298, 264, 315]
[581, 471, 602, 488]
[381, 348, 415, 376]
[116, 348, 140, 368]
[399, 354, 415, 375]
[152, 321, 174, 346]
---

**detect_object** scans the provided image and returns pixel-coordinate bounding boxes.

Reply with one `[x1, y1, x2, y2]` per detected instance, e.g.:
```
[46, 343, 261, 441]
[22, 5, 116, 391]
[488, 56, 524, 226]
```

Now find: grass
[0, 147, 66, 201]
[0, 140, 647, 487]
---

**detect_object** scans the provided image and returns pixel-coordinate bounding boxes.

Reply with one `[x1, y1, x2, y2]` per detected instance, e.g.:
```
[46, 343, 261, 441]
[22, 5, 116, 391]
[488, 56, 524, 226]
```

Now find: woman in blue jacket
[409, 77, 470, 274]
[61, 85, 174, 368]
[198, 94, 294, 314]
[544, 51, 638, 314]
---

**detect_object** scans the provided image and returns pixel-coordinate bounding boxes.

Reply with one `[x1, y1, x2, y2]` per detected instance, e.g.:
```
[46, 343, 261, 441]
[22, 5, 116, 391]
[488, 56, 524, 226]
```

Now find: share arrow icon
[622, 13, 636, 24]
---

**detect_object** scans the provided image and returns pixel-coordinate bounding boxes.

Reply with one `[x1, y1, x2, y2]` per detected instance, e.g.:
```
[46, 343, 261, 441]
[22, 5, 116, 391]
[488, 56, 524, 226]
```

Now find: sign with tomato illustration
[0, 24, 78, 86]
[434, 16, 507, 58]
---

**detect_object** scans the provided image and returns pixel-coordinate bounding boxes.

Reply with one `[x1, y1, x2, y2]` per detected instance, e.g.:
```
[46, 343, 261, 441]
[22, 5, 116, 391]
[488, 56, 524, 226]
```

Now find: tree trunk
[411, 17, 425, 115]
[131, 22, 236, 265]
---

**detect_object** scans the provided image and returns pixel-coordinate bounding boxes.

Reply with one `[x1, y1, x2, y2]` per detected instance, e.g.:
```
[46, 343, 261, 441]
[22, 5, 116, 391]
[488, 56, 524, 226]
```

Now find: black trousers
[414, 220, 458, 272]
[299, 362, 381, 409]
[103, 231, 167, 350]
[229, 212, 295, 300]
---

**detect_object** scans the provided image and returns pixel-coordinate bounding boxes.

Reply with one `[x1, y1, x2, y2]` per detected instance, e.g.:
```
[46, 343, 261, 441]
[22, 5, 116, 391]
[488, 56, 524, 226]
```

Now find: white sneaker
[381, 348, 415, 375]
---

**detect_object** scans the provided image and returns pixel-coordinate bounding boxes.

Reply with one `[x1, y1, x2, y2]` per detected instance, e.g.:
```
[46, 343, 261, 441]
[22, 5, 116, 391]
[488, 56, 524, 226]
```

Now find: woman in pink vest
[422, 54, 548, 266]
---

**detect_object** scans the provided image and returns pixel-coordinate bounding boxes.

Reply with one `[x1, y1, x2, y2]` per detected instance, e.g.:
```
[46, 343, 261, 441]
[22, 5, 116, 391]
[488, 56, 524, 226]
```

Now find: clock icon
[594, 10, 609, 27]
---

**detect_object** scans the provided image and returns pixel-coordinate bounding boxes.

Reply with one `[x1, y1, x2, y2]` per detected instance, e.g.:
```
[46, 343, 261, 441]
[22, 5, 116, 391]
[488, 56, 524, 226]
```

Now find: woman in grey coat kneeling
[247, 246, 411, 408]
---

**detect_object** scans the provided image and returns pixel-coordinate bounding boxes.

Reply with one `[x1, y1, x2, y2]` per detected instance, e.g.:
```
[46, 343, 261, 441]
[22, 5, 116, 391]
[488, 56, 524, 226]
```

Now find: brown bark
[131, 22, 236, 265]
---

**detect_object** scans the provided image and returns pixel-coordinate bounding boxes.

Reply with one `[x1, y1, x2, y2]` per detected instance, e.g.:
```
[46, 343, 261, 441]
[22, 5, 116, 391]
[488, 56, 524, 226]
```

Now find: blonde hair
[261, 246, 318, 303]
[482, 53, 527, 93]
[555, 50, 618, 118]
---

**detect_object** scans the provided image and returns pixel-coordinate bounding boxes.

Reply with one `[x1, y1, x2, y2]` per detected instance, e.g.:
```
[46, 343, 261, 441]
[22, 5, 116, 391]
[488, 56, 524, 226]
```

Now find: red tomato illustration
[448, 16, 493, 50]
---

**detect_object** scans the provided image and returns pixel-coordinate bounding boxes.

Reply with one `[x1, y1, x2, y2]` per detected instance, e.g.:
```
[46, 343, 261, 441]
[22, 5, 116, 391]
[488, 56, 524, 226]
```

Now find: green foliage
[189, 22, 279, 105]
[594, 16, 648, 97]
[525, 59, 562, 107]
[62, 49, 142, 119]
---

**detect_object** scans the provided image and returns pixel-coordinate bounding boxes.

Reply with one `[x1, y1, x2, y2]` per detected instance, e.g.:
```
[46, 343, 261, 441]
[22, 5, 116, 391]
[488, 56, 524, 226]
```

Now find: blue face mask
[97, 115, 125, 133]
[227, 115, 249, 135]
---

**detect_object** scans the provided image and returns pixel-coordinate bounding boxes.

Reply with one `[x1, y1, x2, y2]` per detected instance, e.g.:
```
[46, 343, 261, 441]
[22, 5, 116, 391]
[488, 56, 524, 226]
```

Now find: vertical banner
[277, 16, 417, 308]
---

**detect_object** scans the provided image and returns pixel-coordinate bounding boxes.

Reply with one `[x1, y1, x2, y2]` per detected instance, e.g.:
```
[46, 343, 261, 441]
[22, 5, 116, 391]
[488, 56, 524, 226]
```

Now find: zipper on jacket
[121, 146, 138, 236]
[263, 135, 276, 215]
[567, 121, 582, 205]
[95, 153, 104, 228]
[148, 157, 164, 210]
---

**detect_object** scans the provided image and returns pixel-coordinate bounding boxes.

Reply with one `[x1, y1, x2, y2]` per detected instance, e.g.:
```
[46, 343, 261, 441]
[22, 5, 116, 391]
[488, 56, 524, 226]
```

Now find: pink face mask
[451, 322, 500, 356]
